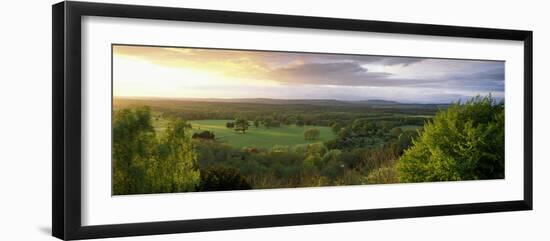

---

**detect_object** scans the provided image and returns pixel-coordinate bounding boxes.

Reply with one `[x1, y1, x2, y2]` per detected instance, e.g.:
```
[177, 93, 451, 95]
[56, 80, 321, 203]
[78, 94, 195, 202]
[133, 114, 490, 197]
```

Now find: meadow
[189, 120, 334, 149]
[152, 117, 337, 148]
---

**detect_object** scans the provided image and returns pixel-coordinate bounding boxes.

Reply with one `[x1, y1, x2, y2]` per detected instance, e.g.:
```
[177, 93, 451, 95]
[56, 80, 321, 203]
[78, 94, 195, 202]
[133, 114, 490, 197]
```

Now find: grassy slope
[189, 120, 335, 149]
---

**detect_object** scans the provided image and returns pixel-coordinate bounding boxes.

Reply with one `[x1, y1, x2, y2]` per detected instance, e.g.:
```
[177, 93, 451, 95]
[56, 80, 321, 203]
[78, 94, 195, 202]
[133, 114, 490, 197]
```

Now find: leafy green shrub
[398, 96, 504, 182]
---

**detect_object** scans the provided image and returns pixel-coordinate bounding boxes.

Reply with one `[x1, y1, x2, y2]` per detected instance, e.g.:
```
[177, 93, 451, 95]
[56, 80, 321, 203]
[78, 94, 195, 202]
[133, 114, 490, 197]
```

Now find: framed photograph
[52, 1, 533, 240]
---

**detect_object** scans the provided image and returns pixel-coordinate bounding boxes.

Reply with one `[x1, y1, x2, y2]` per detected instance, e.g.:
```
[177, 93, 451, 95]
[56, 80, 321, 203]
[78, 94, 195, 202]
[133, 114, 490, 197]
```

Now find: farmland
[188, 120, 334, 149]
[153, 118, 335, 149]
[112, 96, 505, 195]
[112, 97, 436, 191]
[117, 97, 433, 150]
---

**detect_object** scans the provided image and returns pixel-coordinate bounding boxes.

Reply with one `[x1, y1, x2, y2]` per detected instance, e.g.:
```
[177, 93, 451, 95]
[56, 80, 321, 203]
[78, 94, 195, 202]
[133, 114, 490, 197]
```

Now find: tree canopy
[112, 107, 200, 195]
[398, 96, 504, 182]
[304, 128, 320, 140]
[234, 117, 250, 134]
[112, 106, 156, 195]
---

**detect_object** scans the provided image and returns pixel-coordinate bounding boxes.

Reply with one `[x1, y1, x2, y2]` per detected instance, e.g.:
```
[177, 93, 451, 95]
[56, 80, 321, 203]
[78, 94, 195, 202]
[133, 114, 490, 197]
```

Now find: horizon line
[112, 96, 462, 105]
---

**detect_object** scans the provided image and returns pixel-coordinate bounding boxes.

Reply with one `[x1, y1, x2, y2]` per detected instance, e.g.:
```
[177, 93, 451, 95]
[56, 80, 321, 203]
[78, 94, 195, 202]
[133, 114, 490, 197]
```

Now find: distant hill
[351, 99, 402, 105]
[187, 98, 351, 106]
[115, 97, 449, 108]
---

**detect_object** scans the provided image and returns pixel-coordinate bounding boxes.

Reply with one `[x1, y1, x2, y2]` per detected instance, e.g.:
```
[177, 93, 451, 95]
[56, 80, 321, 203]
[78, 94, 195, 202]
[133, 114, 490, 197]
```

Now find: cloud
[113, 45, 505, 103]
[440, 62, 505, 91]
[272, 61, 394, 86]
[450, 63, 504, 82]
[269, 60, 504, 92]
[114, 45, 426, 68]
[113, 45, 429, 86]
[321, 55, 426, 66]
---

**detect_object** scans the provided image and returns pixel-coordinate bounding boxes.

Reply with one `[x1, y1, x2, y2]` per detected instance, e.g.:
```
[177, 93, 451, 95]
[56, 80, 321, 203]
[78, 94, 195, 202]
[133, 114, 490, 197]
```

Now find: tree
[296, 116, 305, 127]
[398, 96, 504, 182]
[234, 117, 250, 134]
[253, 117, 260, 128]
[112, 106, 156, 195]
[112, 107, 201, 195]
[320, 149, 344, 180]
[270, 120, 281, 128]
[154, 118, 201, 193]
[330, 122, 343, 134]
[287, 116, 297, 126]
[351, 118, 375, 135]
[304, 128, 321, 140]
[307, 143, 328, 161]
[262, 116, 274, 128]
[226, 122, 234, 128]
[192, 130, 215, 140]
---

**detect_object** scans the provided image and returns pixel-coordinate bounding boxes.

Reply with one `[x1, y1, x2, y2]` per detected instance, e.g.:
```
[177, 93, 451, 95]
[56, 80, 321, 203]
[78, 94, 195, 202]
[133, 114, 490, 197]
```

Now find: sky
[113, 45, 504, 104]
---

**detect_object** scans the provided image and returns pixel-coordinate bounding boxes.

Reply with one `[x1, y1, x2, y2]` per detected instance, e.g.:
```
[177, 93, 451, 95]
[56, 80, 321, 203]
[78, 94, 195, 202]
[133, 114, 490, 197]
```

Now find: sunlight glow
[113, 54, 277, 98]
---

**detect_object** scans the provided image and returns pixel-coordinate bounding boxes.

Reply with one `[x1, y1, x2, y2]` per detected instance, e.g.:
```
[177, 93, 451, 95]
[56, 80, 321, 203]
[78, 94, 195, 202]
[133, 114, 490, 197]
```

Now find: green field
[398, 125, 423, 131]
[152, 119, 422, 149]
[154, 118, 335, 149]
[190, 120, 335, 149]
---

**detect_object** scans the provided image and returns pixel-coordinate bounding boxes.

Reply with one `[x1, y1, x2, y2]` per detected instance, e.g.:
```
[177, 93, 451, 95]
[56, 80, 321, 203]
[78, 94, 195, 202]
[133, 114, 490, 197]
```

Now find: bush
[192, 130, 215, 140]
[366, 166, 399, 184]
[398, 96, 504, 182]
[198, 166, 252, 191]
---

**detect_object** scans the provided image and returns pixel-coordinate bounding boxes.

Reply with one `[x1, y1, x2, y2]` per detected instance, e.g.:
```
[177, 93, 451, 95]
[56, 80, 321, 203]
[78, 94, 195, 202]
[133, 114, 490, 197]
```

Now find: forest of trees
[112, 96, 504, 195]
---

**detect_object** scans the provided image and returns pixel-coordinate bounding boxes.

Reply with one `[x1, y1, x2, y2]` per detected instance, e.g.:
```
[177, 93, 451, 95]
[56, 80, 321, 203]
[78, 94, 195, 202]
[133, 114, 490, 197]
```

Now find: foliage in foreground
[112, 107, 200, 195]
[398, 96, 505, 182]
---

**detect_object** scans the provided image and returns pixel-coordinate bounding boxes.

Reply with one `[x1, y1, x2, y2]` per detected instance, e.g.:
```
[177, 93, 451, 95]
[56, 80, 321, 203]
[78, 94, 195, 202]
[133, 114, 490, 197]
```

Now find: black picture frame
[52, 1, 533, 240]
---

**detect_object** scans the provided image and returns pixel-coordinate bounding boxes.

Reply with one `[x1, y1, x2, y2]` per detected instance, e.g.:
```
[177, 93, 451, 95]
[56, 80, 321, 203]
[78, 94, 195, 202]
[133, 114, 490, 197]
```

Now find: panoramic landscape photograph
[112, 44, 505, 195]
